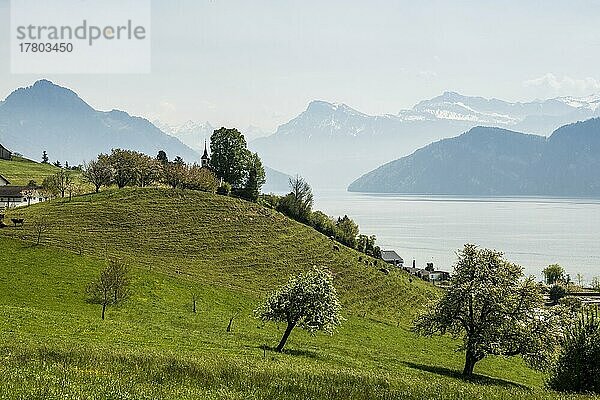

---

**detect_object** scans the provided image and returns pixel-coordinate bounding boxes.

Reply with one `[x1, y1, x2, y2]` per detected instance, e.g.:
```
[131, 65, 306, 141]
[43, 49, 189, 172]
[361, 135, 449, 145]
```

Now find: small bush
[217, 182, 232, 196]
[549, 284, 566, 304]
[548, 309, 600, 393]
[258, 194, 280, 209]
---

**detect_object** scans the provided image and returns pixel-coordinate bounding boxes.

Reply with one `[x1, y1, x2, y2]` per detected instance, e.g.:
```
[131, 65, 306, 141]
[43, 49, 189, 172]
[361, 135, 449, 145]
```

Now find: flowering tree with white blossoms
[256, 266, 343, 352]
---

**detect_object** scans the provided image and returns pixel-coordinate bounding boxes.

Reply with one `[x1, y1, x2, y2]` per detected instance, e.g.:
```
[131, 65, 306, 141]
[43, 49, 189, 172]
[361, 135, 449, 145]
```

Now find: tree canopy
[255, 267, 343, 352]
[543, 264, 565, 285]
[210, 128, 250, 188]
[82, 156, 112, 193]
[107, 149, 139, 189]
[42, 169, 73, 198]
[413, 244, 556, 376]
[243, 152, 266, 201]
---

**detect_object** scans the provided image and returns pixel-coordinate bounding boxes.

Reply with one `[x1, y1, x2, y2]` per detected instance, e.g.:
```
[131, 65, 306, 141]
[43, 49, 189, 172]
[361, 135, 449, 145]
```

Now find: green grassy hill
[0, 188, 590, 399]
[0, 156, 59, 185]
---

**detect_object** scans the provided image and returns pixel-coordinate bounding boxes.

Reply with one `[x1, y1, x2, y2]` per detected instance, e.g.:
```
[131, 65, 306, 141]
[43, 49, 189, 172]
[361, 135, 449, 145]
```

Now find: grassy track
[0, 156, 60, 185]
[0, 188, 591, 399]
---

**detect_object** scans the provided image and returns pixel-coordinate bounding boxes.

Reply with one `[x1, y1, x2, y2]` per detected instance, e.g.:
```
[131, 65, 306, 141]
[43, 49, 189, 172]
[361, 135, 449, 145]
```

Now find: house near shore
[381, 250, 404, 267]
[0, 144, 12, 160]
[421, 270, 451, 282]
[0, 185, 48, 208]
[403, 262, 451, 283]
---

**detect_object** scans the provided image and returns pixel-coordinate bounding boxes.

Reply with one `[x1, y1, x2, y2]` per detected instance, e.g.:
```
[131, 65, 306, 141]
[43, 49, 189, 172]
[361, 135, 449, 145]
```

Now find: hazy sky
[1, 0, 600, 131]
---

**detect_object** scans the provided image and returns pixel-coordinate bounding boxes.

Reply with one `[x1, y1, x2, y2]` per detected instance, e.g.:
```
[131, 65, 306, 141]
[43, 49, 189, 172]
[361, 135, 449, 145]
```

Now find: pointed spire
[201, 139, 210, 167]
[201, 139, 209, 159]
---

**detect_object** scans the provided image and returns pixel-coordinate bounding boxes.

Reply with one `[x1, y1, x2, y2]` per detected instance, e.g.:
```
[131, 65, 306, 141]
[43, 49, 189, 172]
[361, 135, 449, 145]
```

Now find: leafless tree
[87, 260, 130, 320]
[32, 217, 50, 245]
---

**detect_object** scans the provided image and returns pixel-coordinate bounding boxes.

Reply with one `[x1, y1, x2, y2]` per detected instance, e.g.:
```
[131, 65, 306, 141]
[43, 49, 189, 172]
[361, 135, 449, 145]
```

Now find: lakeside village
[1, 140, 453, 286]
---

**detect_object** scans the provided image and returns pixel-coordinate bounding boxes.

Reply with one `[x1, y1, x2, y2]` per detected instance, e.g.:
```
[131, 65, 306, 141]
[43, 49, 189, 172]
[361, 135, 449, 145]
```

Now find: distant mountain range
[155, 120, 268, 154]
[154, 120, 215, 154]
[399, 91, 600, 133]
[0, 80, 290, 192]
[0, 80, 199, 164]
[250, 93, 600, 189]
[348, 118, 600, 196]
[3, 80, 599, 195]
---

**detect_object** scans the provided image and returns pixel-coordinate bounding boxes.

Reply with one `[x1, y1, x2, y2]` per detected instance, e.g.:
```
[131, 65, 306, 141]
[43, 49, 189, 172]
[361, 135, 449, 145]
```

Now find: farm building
[0, 186, 47, 208]
[381, 250, 404, 267]
[0, 144, 12, 160]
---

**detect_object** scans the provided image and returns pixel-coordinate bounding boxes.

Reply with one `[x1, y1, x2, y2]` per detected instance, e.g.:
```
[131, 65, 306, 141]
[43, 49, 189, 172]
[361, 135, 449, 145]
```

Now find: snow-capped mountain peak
[554, 94, 600, 111]
[398, 91, 600, 126]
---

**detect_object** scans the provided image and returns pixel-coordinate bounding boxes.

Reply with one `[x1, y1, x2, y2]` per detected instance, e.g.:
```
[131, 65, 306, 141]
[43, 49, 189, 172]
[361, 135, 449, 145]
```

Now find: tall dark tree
[210, 127, 249, 187]
[42, 151, 49, 164]
[335, 215, 359, 248]
[156, 150, 168, 165]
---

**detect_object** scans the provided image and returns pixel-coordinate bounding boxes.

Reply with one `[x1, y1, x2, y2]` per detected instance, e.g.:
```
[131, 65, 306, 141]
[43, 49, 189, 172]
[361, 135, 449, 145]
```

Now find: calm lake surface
[313, 190, 600, 283]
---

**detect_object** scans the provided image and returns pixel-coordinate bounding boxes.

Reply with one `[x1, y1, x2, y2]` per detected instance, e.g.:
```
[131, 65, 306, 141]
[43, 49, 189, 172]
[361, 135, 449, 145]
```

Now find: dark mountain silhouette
[0, 80, 199, 164]
[348, 119, 600, 196]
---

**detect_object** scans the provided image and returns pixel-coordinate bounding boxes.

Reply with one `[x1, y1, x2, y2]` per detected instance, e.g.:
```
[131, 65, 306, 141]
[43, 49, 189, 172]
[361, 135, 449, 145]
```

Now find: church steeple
[201, 140, 210, 168]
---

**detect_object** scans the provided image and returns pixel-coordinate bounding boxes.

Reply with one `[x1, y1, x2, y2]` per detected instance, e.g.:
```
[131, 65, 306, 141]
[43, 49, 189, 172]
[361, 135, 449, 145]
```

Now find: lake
[313, 190, 600, 283]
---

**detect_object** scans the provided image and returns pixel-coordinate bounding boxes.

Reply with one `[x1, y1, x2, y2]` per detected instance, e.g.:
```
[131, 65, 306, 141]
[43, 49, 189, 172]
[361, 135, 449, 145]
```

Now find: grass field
[0, 156, 60, 185]
[0, 188, 593, 399]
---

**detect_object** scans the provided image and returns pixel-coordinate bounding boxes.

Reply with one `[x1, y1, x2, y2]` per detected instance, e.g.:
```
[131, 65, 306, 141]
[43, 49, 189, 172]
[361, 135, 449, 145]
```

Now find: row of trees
[263, 176, 381, 258]
[81, 149, 220, 194]
[41, 150, 81, 170]
[83, 149, 171, 192]
[80, 128, 266, 202]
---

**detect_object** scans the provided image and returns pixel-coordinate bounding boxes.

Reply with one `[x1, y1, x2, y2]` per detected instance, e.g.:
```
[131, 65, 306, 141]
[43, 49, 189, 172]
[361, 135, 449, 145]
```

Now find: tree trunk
[463, 349, 478, 376]
[101, 302, 106, 320]
[276, 321, 296, 352]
